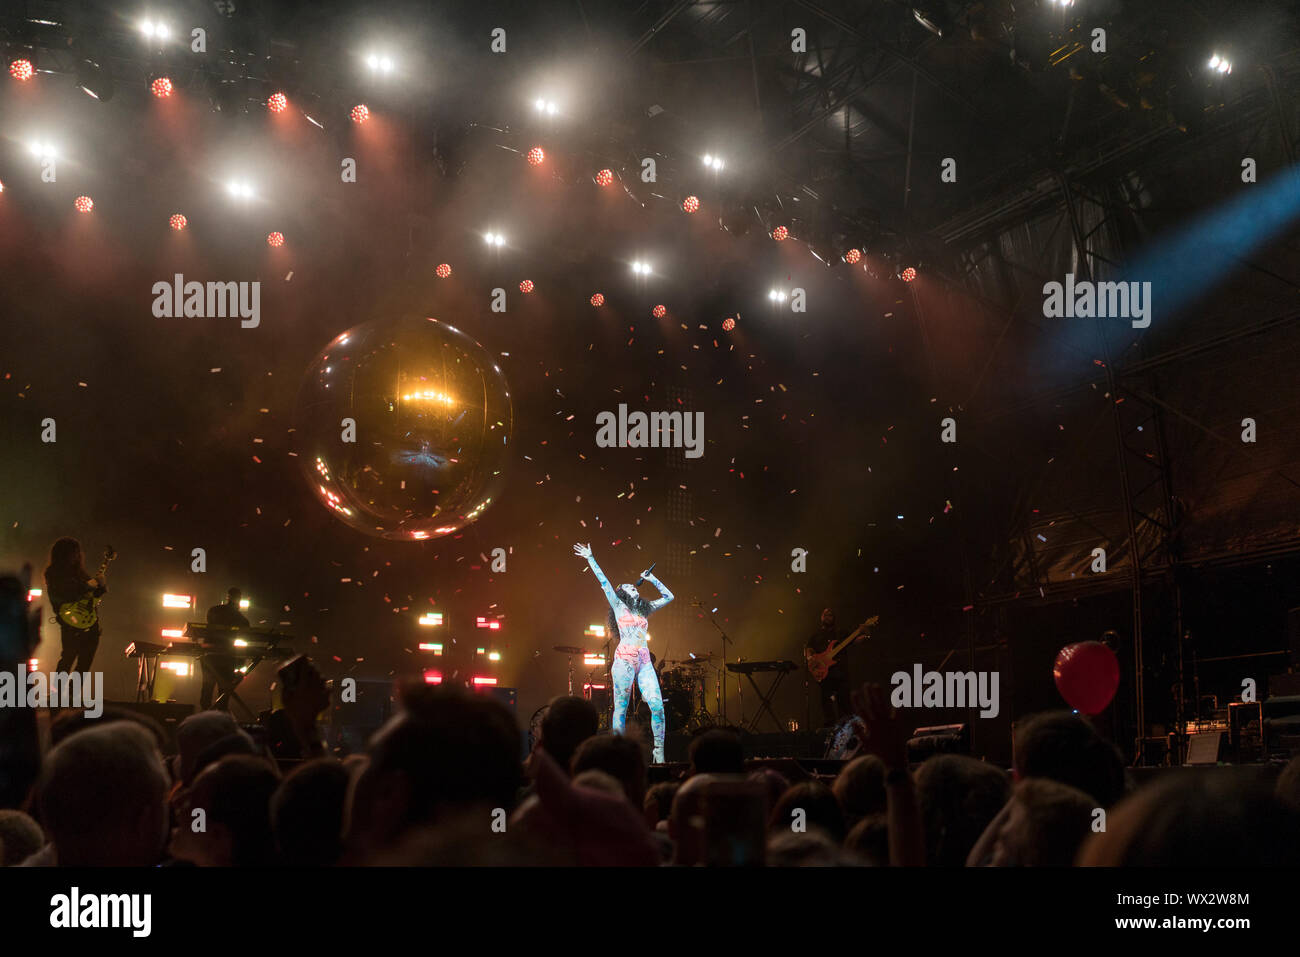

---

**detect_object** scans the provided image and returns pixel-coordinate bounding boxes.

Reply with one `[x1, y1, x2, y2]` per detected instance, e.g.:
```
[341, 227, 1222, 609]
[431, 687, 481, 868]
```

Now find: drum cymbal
[552, 645, 585, 655]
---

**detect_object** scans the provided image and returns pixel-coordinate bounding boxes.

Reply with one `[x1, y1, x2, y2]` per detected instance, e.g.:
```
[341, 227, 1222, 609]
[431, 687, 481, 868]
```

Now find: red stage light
[9, 59, 34, 82]
[73, 195, 93, 213]
[435, 263, 451, 278]
[350, 104, 369, 124]
[901, 266, 917, 282]
[150, 76, 173, 98]
[595, 168, 613, 186]
[268, 92, 287, 113]
[267, 231, 285, 247]
[722, 316, 736, 331]
[169, 213, 187, 230]
[772, 225, 788, 241]
[590, 293, 605, 307]
[682, 195, 700, 213]
[652, 304, 666, 318]
[844, 248, 861, 264]
[519, 280, 534, 293]
[527, 146, 544, 166]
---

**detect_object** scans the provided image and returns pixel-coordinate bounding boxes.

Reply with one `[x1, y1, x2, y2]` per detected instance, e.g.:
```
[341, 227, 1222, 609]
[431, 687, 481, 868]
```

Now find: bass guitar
[805, 615, 879, 682]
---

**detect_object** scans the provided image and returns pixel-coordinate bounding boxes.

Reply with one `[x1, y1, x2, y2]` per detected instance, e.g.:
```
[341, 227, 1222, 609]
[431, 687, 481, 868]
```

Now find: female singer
[573, 543, 674, 763]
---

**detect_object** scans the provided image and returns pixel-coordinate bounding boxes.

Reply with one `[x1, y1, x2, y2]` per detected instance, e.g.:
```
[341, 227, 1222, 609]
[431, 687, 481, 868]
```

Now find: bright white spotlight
[534, 98, 545, 111]
[546, 102, 557, 115]
[712, 157, 725, 170]
[28, 141, 56, 158]
[1209, 53, 1232, 74]
[768, 289, 786, 302]
[141, 20, 156, 38]
[366, 54, 379, 70]
[702, 154, 713, 166]
[485, 231, 505, 247]
[226, 180, 254, 200]
[157, 23, 170, 39]
[631, 261, 652, 275]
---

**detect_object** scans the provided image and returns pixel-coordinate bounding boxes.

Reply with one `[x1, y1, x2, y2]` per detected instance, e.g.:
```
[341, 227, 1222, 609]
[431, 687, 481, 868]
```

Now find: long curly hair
[46, 537, 86, 578]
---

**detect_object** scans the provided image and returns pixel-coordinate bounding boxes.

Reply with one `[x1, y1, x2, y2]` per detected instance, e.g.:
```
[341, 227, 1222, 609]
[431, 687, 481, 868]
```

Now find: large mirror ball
[294, 316, 513, 540]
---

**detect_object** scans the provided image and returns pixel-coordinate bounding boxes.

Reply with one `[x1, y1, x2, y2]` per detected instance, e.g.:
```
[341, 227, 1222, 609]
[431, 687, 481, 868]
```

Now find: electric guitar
[805, 616, 879, 683]
[56, 545, 116, 630]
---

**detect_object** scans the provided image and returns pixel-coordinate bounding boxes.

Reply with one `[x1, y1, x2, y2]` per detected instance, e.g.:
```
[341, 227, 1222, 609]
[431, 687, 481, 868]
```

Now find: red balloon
[1053, 641, 1119, 714]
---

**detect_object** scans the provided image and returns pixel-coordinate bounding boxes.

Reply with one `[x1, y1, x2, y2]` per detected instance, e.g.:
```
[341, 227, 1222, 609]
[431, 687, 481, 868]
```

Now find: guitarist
[805, 608, 853, 727]
[44, 537, 107, 672]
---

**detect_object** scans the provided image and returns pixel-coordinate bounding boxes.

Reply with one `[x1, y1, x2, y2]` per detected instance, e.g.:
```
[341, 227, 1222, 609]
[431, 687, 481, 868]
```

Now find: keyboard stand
[738, 669, 790, 734]
[210, 632, 289, 720]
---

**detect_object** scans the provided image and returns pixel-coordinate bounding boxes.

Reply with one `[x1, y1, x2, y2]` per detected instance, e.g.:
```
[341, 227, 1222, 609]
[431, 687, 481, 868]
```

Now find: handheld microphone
[636, 561, 656, 586]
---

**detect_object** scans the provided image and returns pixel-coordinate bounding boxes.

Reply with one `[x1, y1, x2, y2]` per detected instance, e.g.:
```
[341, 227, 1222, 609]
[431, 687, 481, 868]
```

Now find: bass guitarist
[805, 607, 855, 727]
[44, 537, 109, 672]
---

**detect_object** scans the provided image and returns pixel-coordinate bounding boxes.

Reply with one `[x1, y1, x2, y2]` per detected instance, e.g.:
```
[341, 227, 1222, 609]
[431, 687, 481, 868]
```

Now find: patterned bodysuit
[585, 557, 674, 761]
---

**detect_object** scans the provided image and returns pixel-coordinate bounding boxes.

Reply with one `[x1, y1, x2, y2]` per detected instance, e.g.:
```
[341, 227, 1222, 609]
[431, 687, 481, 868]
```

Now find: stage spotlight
[768, 289, 787, 302]
[722, 317, 736, 331]
[365, 54, 395, 74]
[912, 4, 951, 38]
[267, 231, 285, 247]
[653, 304, 666, 318]
[1208, 53, 1232, 75]
[527, 146, 544, 166]
[150, 76, 173, 98]
[519, 279, 534, 293]
[0, 179, 4, 193]
[226, 181, 254, 200]
[268, 91, 287, 113]
[595, 168, 613, 186]
[140, 20, 170, 41]
[590, 293, 605, 307]
[631, 261, 652, 275]
[900, 265, 917, 282]
[484, 231, 506, 247]
[350, 104, 370, 124]
[435, 263, 451, 278]
[169, 213, 187, 230]
[772, 225, 788, 241]
[534, 98, 558, 114]
[74, 195, 93, 213]
[9, 58, 34, 81]
[844, 248, 861, 264]
[682, 195, 700, 213]
[27, 141, 56, 159]
[75, 57, 114, 101]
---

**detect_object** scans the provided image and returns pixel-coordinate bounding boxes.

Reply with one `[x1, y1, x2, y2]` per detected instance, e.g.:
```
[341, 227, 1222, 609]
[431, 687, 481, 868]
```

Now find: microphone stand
[706, 610, 733, 725]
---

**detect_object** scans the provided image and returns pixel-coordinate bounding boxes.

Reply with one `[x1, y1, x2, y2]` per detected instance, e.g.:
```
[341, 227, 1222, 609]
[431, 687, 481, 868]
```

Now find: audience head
[643, 781, 680, 828]
[768, 780, 847, 844]
[346, 687, 521, 858]
[833, 755, 887, 827]
[171, 754, 279, 867]
[767, 829, 859, 866]
[571, 734, 646, 807]
[987, 778, 1096, 866]
[176, 711, 239, 786]
[1080, 771, 1300, 866]
[845, 813, 889, 866]
[689, 728, 744, 775]
[1275, 755, 1300, 812]
[0, 810, 44, 866]
[748, 767, 791, 819]
[1014, 711, 1125, 807]
[271, 759, 350, 867]
[538, 696, 599, 773]
[37, 722, 170, 866]
[915, 754, 1011, 867]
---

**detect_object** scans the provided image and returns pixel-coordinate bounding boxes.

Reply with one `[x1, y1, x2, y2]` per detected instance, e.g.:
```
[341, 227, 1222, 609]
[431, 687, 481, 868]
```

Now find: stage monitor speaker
[1185, 731, 1224, 765]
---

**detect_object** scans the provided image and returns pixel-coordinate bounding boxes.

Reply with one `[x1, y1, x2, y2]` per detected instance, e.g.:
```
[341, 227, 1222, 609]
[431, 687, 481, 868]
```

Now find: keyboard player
[200, 587, 250, 710]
